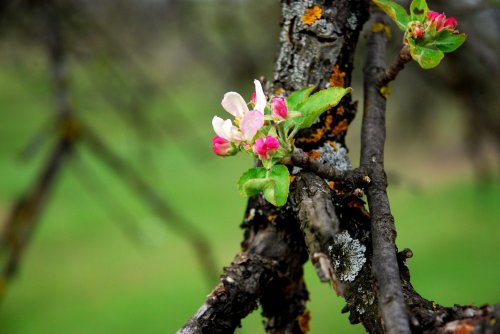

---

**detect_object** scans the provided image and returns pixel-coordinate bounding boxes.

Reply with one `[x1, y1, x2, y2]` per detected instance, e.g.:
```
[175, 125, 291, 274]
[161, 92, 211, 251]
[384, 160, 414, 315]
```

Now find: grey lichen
[316, 142, 352, 171]
[292, 166, 303, 175]
[355, 285, 375, 315]
[328, 230, 366, 282]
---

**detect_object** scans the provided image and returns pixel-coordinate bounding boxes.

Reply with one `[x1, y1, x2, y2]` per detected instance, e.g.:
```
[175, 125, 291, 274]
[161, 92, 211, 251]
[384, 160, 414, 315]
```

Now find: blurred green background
[0, 1, 499, 333]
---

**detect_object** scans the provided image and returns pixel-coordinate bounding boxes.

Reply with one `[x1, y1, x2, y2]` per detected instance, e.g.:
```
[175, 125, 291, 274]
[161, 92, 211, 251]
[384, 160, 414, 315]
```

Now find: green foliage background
[0, 1, 498, 333]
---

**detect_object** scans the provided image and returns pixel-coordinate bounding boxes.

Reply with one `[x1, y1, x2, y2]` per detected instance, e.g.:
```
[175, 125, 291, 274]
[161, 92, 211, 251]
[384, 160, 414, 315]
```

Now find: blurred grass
[0, 56, 498, 334]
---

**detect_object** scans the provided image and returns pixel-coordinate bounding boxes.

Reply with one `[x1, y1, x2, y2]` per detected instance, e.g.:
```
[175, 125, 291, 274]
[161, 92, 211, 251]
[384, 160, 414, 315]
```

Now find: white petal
[221, 92, 249, 118]
[222, 119, 243, 141]
[212, 116, 230, 141]
[253, 80, 267, 114]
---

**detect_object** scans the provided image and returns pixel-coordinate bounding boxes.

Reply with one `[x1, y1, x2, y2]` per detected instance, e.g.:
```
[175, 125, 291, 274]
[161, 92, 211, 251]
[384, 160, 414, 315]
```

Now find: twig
[361, 9, 411, 334]
[283, 148, 370, 189]
[378, 46, 412, 87]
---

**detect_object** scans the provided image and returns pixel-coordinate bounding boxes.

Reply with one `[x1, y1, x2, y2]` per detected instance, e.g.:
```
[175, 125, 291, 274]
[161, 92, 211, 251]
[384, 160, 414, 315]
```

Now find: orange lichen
[275, 87, 284, 95]
[302, 5, 322, 25]
[371, 22, 392, 39]
[297, 310, 311, 333]
[324, 114, 334, 130]
[331, 119, 349, 137]
[336, 105, 345, 115]
[267, 214, 278, 222]
[289, 175, 296, 183]
[328, 181, 335, 190]
[329, 65, 346, 88]
[327, 140, 337, 150]
[297, 128, 325, 143]
[308, 151, 321, 160]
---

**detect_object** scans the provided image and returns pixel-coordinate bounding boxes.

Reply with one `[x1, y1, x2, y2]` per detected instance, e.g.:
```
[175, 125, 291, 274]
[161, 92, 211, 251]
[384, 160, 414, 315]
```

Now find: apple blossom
[253, 79, 267, 113]
[427, 11, 458, 31]
[272, 97, 288, 120]
[443, 17, 457, 30]
[212, 135, 235, 156]
[212, 116, 243, 142]
[240, 109, 264, 140]
[253, 136, 280, 160]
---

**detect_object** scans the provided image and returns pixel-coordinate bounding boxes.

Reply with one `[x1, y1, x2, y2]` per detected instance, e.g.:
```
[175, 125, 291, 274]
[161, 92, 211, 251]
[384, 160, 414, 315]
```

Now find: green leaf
[237, 165, 290, 207]
[372, 0, 410, 31]
[238, 167, 267, 197]
[409, 43, 444, 69]
[286, 86, 315, 111]
[263, 165, 290, 206]
[293, 87, 352, 130]
[410, 0, 428, 21]
[435, 31, 467, 53]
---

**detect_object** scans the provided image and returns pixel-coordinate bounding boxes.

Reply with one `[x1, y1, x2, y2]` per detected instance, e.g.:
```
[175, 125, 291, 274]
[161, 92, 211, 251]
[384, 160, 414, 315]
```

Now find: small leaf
[410, 0, 428, 21]
[293, 87, 352, 130]
[372, 0, 410, 31]
[435, 31, 467, 53]
[244, 178, 273, 197]
[410, 43, 444, 69]
[286, 86, 315, 111]
[238, 167, 267, 197]
[263, 165, 290, 206]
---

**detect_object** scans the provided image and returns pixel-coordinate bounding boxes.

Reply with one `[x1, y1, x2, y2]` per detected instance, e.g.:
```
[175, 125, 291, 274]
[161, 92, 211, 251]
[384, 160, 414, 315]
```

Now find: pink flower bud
[427, 11, 440, 22]
[271, 97, 288, 120]
[443, 17, 458, 30]
[253, 136, 280, 160]
[212, 135, 234, 156]
[427, 11, 452, 31]
[251, 92, 257, 105]
[415, 26, 423, 39]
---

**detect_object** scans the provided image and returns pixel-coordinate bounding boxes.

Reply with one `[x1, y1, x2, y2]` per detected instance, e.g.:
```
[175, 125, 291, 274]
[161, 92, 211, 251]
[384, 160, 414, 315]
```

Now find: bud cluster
[408, 10, 459, 41]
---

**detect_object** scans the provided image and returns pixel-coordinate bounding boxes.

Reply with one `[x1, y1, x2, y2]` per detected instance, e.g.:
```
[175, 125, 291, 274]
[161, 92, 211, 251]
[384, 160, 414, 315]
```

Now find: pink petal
[212, 135, 232, 156]
[443, 17, 457, 29]
[272, 97, 288, 119]
[427, 11, 440, 21]
[240, 109, 264, 140]
[253, 137, 266, 156]
[253, 80, 267, 113]
[221, 92, 249, 118]
[252, 136, 280, 160]
[264, 136, 280, 149]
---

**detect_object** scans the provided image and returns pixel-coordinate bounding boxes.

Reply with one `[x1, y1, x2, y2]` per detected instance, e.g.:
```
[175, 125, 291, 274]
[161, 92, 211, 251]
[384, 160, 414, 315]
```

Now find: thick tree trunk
[179, 1, 499, 333]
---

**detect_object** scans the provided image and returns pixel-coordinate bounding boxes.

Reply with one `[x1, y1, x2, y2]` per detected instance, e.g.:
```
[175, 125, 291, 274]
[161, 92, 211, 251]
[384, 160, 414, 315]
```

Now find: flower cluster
[427, 11, 457, 32]
[373, 0, 466, 69]
[211, 80, 293, 169]
[210, 80, 351, 206]
[409, 10, 459, 40]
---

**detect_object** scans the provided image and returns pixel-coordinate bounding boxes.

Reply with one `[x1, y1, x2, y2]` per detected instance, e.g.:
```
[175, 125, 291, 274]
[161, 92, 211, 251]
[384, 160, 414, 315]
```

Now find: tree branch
[290, 172, 346, 294]
[179, 196, 309, 333]
[361, 9, 411, 334]
[283, 148, 370, 189]
[378, 46, 412, 87]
